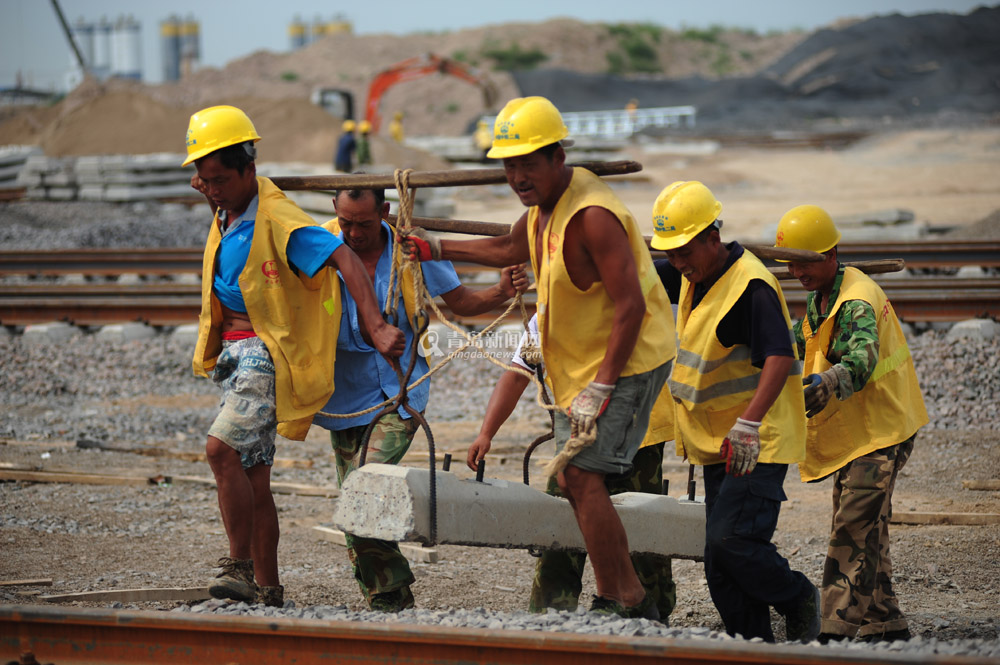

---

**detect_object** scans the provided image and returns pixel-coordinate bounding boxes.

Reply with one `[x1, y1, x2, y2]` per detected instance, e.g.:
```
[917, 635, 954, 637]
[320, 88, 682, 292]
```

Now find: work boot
[256, 584, 285, 608]
[784, 582, 821, 643]
[857, 628, 912, 643]
[817, 632, 849, 645]
[208, 557, 257, 602]
[369, 587, 415, 613]
[588, 593, 660, 622]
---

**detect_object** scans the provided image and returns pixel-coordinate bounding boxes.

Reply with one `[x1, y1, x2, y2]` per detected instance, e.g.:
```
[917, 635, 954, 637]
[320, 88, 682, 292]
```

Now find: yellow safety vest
[798, 267, 928, 481]
[527, 167, 676, 409]
[669, 252, 806, 465]
[193, 177, 341, 441]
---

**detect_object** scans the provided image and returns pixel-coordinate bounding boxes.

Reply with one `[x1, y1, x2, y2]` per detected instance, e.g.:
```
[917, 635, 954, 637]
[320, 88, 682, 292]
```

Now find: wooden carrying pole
[269, 160, 643, 191]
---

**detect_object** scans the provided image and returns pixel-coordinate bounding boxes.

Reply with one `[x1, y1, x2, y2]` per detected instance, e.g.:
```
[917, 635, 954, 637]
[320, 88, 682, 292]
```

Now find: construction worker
[389, 111, 404, 144]
[775, 205, 928, 644]
[335, 119, 357, 172]
[356, 120, 373, 166]
[467, 313, 677, 622]
[651, 181, 819, 643]
[474, 119, 492, 162]
[404, 96, 675, 620]
[183, 106, 405, 609]
[315, 185, 527, 612]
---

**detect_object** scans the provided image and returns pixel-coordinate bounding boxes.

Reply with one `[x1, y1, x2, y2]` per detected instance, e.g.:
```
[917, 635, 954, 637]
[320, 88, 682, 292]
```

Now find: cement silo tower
[91, 17, 112, 80]
[160, 16, 181, 82]
[180, 16, 201, 77]
[110, 14, 141, 80]
[289, 16, 307, 50]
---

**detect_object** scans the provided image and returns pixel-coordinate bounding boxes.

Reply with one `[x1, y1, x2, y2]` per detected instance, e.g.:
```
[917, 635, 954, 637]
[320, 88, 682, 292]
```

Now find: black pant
[703, 462, 812, 641]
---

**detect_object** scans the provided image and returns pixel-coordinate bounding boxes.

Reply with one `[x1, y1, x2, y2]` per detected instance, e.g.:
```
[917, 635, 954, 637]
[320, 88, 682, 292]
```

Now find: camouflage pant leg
[821, 437, 914, 638]
[529, 443, 676, 618]
[331, 414, 418, 606]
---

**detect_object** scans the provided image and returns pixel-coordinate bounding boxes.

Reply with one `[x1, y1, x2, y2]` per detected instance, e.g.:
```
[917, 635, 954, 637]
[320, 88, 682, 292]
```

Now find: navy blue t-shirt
[654, 242, 793, 368]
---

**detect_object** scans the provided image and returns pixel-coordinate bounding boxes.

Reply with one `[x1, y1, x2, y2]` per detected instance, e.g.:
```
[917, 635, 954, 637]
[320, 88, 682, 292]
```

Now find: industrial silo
[180, 16, 201, 77]
[111, 15, 141, 80]
[70, 17, 94, 69]
[160, 16, 181, 82]
[91, 17, 112, 80]
[310, 16, 327, 43]
[289, 16, 307, 50]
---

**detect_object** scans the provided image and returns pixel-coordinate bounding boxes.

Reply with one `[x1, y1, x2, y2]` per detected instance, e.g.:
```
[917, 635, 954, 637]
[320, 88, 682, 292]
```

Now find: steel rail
[0, 241, 997, 277]
[0, 604, 988, 665]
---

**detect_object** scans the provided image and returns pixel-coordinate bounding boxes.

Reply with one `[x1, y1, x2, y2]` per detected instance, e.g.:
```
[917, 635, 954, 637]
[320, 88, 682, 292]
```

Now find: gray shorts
[208, 337, 277, 469]
[554, 360, 672, 476]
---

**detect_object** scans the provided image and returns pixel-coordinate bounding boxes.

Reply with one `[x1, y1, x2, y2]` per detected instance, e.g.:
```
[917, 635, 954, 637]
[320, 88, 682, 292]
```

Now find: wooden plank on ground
[40, 587, 211, 603]
[891, 511, 1000, 525]
[170, 475, 338, 498]
[0, 579, 52, 587]
[962, 479, 1000, 491]
[312, 526, 440, 563]
[76, 441, 314, 469]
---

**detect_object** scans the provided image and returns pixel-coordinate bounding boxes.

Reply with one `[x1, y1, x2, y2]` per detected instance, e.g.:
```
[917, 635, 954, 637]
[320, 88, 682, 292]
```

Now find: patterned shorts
[208, 337, 277, 469]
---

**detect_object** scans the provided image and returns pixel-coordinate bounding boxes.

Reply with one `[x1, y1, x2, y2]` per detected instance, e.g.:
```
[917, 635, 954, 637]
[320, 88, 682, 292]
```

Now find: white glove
[720, 417, 761, 477]
[568, 381, 614, 436]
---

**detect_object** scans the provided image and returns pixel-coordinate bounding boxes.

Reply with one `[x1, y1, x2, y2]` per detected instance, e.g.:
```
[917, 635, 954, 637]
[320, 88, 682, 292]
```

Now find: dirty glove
[803, 368, 838, 418]
[720, 418, 760, 477]
[399, 227, 441, 262]
[568, 381, 614, 437]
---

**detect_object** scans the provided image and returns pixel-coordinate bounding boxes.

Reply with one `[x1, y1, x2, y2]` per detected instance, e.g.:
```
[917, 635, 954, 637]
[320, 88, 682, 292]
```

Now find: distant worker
[335, 119, 357, 172]
[404, 96, 675, 620]
[316, 184, 527, 612]
[389, 111, 404, 144]
[625, 98, 639, 117]
[775, 205, 928, 644]
[651, 181, 819, 643]
[474, 119, 492, 162]
[183, 105, 404, 609]
[357, 120, 373, 166]
[467, 313, 677, 621]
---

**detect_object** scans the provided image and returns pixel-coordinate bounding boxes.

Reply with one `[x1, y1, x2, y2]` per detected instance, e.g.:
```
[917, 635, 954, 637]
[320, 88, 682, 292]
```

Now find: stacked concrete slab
[17, 154, 79, 200]
[77, 153, 195, 201]
[0, 145, 41, 189]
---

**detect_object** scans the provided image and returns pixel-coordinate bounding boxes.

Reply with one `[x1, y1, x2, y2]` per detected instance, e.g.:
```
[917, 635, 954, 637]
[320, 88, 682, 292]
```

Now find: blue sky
[1, 0, 991, 91]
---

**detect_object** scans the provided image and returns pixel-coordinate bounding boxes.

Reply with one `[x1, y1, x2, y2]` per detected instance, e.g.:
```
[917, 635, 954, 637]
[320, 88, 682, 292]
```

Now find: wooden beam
[962, 479, 1000, 491]
[0, 579, 53, 587]
[40, 587, 211, 603]
[891, 511, 1000, 525]
[312, 526, 440, 563]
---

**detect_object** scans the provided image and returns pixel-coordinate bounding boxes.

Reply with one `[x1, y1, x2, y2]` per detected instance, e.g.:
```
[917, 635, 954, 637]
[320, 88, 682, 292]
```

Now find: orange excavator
[364, 54, 499, 133]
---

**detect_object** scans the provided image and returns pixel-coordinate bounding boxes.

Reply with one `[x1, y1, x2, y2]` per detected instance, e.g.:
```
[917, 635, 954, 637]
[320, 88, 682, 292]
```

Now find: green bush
[605, 22, 662, 74]
[482, 42, 548, 71]
[280, 71, 299, 82]
[680, 25, 725, 44]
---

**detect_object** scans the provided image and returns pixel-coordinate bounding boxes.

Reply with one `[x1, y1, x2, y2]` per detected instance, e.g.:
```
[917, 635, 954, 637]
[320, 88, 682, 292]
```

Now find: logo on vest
[261, 260, 280, 285]
[548, 231, 561, 257]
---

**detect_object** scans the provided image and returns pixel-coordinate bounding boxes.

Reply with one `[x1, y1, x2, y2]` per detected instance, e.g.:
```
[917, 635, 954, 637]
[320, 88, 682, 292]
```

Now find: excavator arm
[364, 54, 498, 132]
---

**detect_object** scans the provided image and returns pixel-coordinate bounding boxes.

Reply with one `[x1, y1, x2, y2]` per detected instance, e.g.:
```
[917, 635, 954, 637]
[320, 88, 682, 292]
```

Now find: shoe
[208, 557, 257, 602]
[784, 582, 821, 643]
[370, 587, 414, 613]
[858, 628, 912, 643]
[817, 632, 848, 645]
[588, 593, 660, 621]
[256, 584, 284, 608]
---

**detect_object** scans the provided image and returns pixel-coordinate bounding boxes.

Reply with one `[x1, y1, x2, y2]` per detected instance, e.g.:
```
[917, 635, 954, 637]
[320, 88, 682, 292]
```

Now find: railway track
[1, 604, 990, 665]
[0, 246, 996, 326]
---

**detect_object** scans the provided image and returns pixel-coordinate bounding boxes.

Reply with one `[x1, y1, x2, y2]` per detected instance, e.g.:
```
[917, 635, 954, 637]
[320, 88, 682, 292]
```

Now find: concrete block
[946, 318, 1000, 342]
[334, 464, 706, 559]
[22, 321, 82, 343]
[95, 322, 157, 343]
[171, 323, 201, 345]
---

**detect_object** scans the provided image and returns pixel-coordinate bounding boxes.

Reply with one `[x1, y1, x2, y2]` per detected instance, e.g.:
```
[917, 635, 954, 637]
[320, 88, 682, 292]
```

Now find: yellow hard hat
[650, 181, 723, 250]
[182, 105, 261, 167]
[358, 120, 371, 133]
[487, 96, 570, 160]
[774, 205, 841, 257]
[342, 119, 357, 132]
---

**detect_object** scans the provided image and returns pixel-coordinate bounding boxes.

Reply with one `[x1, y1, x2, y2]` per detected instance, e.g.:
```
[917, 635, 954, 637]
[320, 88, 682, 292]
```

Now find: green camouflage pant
[331, 414, 418, 609]
[528, 443, 676, 618]
[821, 436, 914, 638]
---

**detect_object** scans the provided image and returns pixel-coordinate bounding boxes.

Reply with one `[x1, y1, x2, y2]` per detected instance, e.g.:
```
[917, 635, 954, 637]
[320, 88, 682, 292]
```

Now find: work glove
[399, 227, 441, 262]
[803, 368, 838, 418]
[719, 417, 761, 477]
[568, 381, 614, 437]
